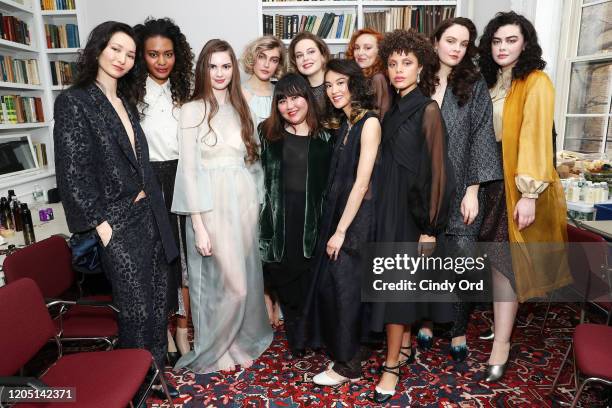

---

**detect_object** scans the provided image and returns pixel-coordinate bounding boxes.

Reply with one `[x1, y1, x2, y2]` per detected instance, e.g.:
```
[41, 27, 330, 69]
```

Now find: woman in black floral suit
[54, 22, 178, 391]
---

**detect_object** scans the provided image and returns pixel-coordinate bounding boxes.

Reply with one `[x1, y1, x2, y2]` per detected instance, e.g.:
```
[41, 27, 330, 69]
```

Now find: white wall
[80, 0, 259, 62]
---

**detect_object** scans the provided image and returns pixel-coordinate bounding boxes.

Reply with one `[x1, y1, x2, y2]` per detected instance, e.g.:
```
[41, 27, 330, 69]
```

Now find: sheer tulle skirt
[175, 164, 273, 373]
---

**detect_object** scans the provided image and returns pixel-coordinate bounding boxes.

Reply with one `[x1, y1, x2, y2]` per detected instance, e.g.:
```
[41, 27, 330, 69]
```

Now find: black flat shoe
[417, 331, 433, 350]
[450, 344, 468, 362]
[479, 328, 494, 340]
[372, 363, 401, 403]
[152, 383, 180, 400]
[166, 351, 180, 367]
[398, 346, 415, 367]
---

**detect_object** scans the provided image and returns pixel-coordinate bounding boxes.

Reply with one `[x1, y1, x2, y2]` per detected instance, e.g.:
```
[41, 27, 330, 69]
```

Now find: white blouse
[140, 75, 180, 162]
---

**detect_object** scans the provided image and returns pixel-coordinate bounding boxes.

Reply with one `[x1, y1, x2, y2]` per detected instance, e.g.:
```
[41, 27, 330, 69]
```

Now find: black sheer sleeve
[372, 73, 393, 119]
[414, 102, 455, 236]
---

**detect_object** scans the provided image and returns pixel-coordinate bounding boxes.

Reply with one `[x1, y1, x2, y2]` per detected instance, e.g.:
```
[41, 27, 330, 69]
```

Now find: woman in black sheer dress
[296, 59, 381, 386]
[370, 30, 454, 403]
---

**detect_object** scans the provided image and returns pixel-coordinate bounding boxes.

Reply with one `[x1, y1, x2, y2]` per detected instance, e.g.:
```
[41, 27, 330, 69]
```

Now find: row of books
[0, 14, 31, 46]
[40, 0, 76, 10]
[49, 60, 76, 86]
[0, 96, 44, 124]
[0, 56, 40, 85]
[263, 13, 355, 40]
[33, 142, 48, 167]
[44, 23, 79, 49]
[364, 6, 455, 35]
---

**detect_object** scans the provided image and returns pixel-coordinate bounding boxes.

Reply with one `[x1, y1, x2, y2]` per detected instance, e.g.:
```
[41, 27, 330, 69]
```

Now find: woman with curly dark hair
[132, 17, 194, 369]
[477, 11, 570, 382]
[346, 28, 392, 117]
[297, 59, 381, 386]
[412, 17, 503, 363]
[370, 29, 454, 402]
[54, 21, 178, 402]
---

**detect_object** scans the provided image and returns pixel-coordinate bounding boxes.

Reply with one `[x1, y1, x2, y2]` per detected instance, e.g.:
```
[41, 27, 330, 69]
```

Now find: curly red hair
[346, 28, 385, 78]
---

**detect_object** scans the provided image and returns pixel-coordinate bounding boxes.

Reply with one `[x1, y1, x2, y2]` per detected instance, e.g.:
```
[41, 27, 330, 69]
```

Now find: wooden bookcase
[0, 0, 84, 193]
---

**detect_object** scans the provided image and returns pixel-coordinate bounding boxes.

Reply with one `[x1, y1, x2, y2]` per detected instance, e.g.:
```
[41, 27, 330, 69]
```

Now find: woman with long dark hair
[298, 59, 381, 386]
[477, 11, 570, 382]
[134, 16, 195, 366]
[413, 17, 503, 362]
[171, 39, 273, 374]
[346, 28, 392, 118]
[54, 21, 178, 400]
[259, 73, 333, 355]
[370, 29, 454, 402]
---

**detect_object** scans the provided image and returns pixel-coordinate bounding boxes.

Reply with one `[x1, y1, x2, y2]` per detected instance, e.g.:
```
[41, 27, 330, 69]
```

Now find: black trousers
[100, 198, 169, 368]
[151, 159, 187, 313]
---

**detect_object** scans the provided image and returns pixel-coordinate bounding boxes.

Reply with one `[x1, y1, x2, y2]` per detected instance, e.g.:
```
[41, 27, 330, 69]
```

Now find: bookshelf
[259, 0, 462, 56]
[0, 0, 83, 193]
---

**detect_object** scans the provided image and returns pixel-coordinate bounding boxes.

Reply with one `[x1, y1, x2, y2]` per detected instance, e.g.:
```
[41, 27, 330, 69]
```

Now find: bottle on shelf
[1, 197, 14, 230]
[20, 203, 35, 245]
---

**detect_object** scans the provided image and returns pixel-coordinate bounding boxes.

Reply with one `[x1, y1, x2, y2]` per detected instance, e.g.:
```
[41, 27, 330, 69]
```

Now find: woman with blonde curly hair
[346, 28, 392, 117]
[241, 35, 286, 125]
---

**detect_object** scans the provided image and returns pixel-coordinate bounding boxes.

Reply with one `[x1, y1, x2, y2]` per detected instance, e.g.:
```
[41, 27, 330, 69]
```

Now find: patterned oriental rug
[149, 304, 611, 407]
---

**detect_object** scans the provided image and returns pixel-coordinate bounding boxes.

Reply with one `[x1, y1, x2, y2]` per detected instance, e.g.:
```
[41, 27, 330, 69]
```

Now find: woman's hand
[194, 225, 212, 257]
[513, 197, 536, 231]
[418, 234, 436, 257]
[96, 221, 113, 247]
[461, 186, 479, 225]
[326, 230, 345, 261]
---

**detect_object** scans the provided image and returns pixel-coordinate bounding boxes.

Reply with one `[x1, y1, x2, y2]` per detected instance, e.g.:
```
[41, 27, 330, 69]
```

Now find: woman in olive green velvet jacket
[258, 73, 333, 355]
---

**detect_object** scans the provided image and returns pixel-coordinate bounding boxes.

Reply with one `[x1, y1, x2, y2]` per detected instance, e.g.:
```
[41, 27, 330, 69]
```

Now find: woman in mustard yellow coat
[478, 11, 571, 382]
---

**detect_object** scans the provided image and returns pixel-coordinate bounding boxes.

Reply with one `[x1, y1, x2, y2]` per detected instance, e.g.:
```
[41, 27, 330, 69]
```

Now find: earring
[417, 72, 421, 84]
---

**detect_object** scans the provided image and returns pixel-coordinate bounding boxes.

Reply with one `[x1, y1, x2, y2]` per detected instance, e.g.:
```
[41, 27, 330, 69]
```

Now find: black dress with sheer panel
[371, 87, 455, 329]
[296, 111, 377, 373]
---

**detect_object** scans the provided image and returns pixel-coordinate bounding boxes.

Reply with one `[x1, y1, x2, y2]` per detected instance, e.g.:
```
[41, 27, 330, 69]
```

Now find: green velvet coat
[259, 128, 333, 263]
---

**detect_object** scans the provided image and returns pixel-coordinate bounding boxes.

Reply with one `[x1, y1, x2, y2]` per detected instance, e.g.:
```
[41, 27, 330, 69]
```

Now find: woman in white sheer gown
[171, 39, 273, 374]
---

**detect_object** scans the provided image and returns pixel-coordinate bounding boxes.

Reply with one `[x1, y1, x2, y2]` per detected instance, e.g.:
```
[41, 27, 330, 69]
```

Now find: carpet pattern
[149, 303, 611, 407]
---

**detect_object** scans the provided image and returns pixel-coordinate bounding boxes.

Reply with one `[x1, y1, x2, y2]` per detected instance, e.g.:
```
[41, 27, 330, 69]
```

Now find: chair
[540, 223, 612, 333]
[2, 235, 118, 349]
[550, 323, 612, 407]
[0, 278, 173, 408]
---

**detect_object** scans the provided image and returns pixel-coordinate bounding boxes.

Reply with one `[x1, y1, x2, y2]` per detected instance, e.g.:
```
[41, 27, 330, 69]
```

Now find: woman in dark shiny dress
[296, 59, 381, 386]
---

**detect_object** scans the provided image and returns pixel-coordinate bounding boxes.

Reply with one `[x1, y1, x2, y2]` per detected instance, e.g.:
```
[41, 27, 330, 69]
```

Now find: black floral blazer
[53, 83, 178, 263]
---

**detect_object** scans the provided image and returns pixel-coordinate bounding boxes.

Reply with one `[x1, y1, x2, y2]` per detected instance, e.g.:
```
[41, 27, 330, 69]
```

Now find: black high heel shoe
[372, 363, 401, 404]
[417, 331, 433, 350]
[398, 346, 415, 367]
[479, 327, 495, 340]
[166, 351, 180, 367]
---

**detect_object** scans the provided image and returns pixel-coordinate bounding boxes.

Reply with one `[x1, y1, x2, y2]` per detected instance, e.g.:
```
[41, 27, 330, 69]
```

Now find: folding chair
[2, 236, 118, 349]
[550, 323, 612, 407]
[0, 278, 173, 408]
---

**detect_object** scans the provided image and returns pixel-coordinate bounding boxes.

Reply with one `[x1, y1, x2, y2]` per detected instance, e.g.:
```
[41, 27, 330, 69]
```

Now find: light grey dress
[171, 100, 273, 373]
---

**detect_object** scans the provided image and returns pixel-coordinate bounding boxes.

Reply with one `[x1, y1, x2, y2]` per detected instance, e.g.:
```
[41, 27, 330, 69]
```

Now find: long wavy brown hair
[431, 17, 480, 107]
[346, 28, 385, 78]
[191, 39, 258, 163]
